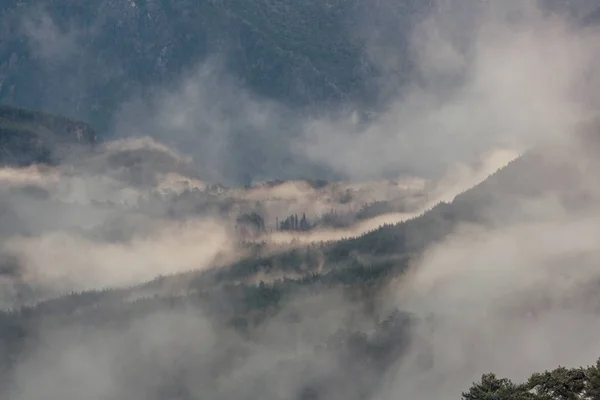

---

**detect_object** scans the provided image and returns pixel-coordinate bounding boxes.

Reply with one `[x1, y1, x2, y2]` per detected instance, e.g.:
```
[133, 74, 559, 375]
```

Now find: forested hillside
[0, 0, 427, 132]
[2, 1, 600, 399]
[1, 0, 597, 133]
[0, 104, 598, 398]
[0, 105, 96, 165]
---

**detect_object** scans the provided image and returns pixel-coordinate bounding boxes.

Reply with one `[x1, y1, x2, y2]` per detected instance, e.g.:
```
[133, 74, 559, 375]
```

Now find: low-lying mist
[0, 133, 499, 308]
[3, 1, 600, 400]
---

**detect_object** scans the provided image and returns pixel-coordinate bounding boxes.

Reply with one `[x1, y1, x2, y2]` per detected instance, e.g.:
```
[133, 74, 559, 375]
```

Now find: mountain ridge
[0, 104, 97, 166]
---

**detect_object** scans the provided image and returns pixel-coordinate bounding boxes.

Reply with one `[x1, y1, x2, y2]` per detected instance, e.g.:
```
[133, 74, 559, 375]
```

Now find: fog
[379, 206, 600, 399]
[2, 1, 600, 400]
[7, 289, 368, 400]
[297, 1, 600, 180]
[0, 135, 491, 306]
[268, 147, 519, 244]
[0, 136, 516, 307]
[0, 139, 245, 307]
[370, 3, 600, 397]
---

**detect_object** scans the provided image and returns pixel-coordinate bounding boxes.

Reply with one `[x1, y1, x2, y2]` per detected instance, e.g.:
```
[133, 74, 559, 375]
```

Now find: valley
[2, 1, 600, 399]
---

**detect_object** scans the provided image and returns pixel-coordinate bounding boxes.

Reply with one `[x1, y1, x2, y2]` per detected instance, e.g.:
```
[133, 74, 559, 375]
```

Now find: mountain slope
[196, 142, 596, 290]
[0, 134, 596, 399]
[0, 105, 97, 166]
[0, 0, 429, 132]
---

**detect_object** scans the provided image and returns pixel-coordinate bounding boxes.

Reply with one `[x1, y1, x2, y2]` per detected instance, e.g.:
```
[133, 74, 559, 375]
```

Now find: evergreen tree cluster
[277, 213, 312, 231]
[464, 360, 600, 400]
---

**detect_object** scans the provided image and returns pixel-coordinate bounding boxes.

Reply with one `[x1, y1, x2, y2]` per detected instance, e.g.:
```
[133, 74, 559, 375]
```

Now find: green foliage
[464, 360, 600, 400]
[463, 374, 532, 400]
[528, 367, 587, 400]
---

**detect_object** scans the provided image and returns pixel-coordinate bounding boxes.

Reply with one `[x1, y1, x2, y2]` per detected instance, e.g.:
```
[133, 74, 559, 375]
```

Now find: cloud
[8, 309, 221, 400]
[377, 210, 600, 399]
[8, 0, 600, 187]
[367, 7, 600, 389]
[2, 217, 240, 296]
[4, 2, 600, 400]
[243, 3, 600, 398]
[294, 0, 600, 181]
[21, 13, 80, 64]
[263, 147, 518, 244]
[113, 61, 329, 185]
[0, 138, 248, 307]
[0, 127, 503, 307]
[5, 288, 376, 400]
